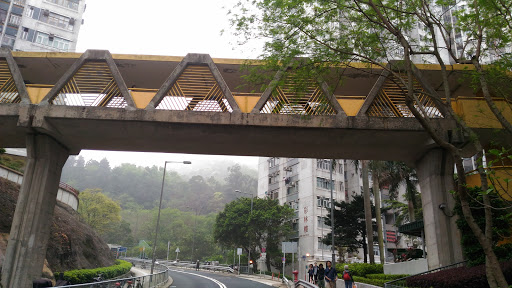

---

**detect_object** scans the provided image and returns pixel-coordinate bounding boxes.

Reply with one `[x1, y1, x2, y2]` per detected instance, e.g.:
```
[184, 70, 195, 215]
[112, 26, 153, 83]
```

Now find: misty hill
[60, 156, 258, 213]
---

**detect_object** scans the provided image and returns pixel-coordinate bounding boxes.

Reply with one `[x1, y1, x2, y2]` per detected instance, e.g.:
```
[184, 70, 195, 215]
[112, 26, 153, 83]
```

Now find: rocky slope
[0, 177, 114, 276]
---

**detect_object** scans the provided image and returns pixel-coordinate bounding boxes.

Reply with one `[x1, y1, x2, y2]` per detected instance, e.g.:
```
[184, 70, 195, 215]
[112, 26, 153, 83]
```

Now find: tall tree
[362, 160, 375, 264]
[214, 197, 294, 271]
[324, 195, 375, 263]
[78, 189, 121, 236]
[228, 1, 511, 286]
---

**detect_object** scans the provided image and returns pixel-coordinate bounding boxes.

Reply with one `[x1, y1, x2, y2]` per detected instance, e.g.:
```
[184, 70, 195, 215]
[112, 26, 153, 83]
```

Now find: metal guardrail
[159, 260, 234, 273]
[56, 259, 169, 288]
[294, 279, 319, 288]
[55, 271, 168, 288]
[282, 277, 319, 288]
[384, 261, 467, 288]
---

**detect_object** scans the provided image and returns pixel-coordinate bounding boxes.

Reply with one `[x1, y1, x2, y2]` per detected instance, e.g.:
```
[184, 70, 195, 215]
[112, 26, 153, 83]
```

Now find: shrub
[335, 263, 383, 277]
[352, 276, 387, 287]
[365, 274, 409, 280]
[61, 260, 132, 284]
[406, 260, 512, 288]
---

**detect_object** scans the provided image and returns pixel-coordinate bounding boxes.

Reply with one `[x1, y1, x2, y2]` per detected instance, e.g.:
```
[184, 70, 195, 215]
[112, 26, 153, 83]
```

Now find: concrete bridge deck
[0, 49, 511, 287]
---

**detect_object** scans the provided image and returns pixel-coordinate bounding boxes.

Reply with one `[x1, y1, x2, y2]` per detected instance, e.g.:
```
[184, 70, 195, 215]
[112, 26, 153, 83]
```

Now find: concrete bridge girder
[0, 50, 509, 287]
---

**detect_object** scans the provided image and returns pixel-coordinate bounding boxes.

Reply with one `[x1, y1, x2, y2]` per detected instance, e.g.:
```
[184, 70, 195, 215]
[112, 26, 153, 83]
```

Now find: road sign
[282, 257, 286, 264]
[237, 248, 243, 255]
[118, 247, 127, 252]
[282, 242, 298, 253]
[260, 252, 267, 259]
[175, 247, 180, 253]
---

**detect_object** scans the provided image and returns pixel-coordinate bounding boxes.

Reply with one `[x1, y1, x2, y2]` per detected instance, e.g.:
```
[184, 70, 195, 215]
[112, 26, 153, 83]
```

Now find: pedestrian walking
[196, 260, 200, 271]
[317, 263, 326, 288]
[313, 262, 319, 283]
[341, 265, 355, 288]
[325, 261, 338, 288]
[308, 264, 315, 283]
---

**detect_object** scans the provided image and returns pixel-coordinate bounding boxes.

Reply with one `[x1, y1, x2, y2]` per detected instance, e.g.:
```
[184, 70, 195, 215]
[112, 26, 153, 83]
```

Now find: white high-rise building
[257, 158, 365, 277]
[0, 0, 86, 52]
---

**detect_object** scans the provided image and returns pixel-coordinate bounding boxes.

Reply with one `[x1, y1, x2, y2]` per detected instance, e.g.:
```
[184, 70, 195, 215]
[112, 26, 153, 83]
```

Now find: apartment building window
[9, 14, 21, 26]
[269, 189, 279, 200]
[318, 237, 331, 250]
[25, 6, 34, 18]
[268, 157, 280, 168]
[286, 181, 299, 195]
[46, 0, 79, 11]
[268, 171, 279, 185]
[316, 177, 334, 190]
[38, 10, 74, 31]
[20, 27, 29, 40]
[35, 32, 70, 51]
[317, 159, 331, 170]
[317, 216, 329, 228]
[316, 196, 331, 209]
[0, 9, 7, 23]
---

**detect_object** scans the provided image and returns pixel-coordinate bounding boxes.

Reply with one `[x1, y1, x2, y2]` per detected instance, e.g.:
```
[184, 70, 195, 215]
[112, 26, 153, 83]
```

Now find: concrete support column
[1, 134, 69, 288]
[416, 148, 464, 270]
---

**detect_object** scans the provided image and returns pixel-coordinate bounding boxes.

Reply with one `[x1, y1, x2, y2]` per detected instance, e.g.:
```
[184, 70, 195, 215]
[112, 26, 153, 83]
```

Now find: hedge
[61, 260, 132, 284]
[406, 260, 512, 288]
[365, 274, 409, 280]
[335, 263, 383, 277]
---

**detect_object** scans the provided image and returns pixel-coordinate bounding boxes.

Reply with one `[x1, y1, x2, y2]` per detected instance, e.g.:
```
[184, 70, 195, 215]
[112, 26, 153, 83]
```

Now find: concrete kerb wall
[337, 279, 381, 288]
[0, 164, 79, 211]
[383, 259, 428, 275]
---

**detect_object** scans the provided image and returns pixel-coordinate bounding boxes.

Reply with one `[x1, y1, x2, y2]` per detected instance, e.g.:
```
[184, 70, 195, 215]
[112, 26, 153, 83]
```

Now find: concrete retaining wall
[383, 259, 428, 275]
[337, 280, 381, 288]
[0, 165, 79, 211]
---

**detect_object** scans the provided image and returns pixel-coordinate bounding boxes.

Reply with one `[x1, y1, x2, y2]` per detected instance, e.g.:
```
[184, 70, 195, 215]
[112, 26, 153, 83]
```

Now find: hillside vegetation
[0, 177, 114, 274]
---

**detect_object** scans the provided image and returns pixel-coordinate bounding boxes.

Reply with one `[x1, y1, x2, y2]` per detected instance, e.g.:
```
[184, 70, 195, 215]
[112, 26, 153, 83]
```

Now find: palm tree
[384, 162, 419, 222]
[361, 160, 375, 264]
[368, 161, 387, 264]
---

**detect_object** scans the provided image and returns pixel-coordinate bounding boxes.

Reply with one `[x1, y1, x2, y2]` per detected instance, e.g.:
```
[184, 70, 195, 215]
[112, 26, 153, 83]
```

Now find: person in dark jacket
[324, 261, 338, 288]
[341, 265, 354, 288]
[308, 264, 315, 283]
[317, 263, 326, 288]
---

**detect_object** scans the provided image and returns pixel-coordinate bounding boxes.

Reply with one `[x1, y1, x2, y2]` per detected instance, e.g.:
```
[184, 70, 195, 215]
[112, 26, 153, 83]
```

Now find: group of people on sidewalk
[307, 262, 355, 288]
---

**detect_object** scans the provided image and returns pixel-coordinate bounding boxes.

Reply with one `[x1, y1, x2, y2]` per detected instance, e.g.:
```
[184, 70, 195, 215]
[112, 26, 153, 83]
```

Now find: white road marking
[168, 269, 227, 288]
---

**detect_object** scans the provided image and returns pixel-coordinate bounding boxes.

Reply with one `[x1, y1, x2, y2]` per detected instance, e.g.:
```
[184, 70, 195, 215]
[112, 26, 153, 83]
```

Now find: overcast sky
[73, 0, 263, 170]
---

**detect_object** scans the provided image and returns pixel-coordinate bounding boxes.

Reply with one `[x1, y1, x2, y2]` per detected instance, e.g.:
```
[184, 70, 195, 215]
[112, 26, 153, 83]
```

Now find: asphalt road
[168, 269, 274, 288]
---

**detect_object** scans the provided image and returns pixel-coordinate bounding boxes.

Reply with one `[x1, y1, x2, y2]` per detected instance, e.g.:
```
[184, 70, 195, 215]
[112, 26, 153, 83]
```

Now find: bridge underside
[0, 105, 454, 164]
[1, 50, 510, 287]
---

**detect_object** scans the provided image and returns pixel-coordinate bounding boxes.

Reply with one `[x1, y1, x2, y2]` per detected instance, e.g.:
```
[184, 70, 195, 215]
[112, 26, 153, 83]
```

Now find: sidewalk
[236, 273, 288, 288]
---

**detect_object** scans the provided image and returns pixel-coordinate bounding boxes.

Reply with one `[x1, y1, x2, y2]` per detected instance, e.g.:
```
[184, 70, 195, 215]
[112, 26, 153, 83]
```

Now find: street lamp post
[150, 160, 191, 275]
[235, 190, 253, 274]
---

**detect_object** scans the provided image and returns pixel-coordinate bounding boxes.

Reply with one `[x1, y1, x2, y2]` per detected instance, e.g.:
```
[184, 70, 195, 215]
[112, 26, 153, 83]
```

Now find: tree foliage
[214, 197, 294, 270]
[78, 189, 121, 236]
[228, 0, 512, 285]
[454, 186, 512, 267]
[324, 195, 376, 263]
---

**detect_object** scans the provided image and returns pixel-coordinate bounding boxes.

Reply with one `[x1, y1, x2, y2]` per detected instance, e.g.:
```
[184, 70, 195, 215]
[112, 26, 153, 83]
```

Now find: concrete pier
[1, 134, 69, 288]
[416, 149, 464, 269]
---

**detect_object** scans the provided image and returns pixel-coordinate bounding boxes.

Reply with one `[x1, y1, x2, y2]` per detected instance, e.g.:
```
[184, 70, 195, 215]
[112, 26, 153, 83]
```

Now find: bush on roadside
[365, 274, 408, 280]
[335, 263, 383, 277]
[352, 276, 387, 287]
[61, 260, 132, 284]
[406, 260, 512, 288]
